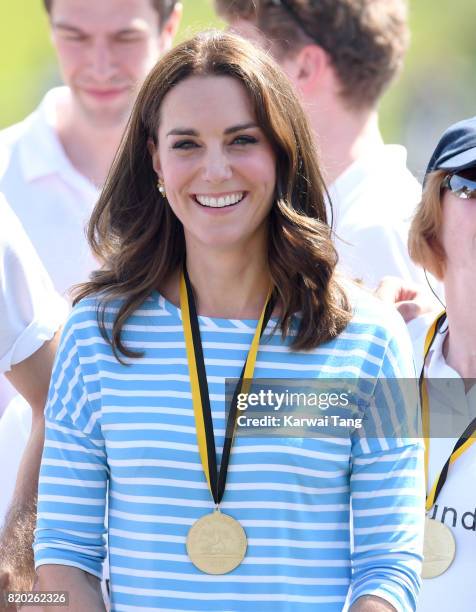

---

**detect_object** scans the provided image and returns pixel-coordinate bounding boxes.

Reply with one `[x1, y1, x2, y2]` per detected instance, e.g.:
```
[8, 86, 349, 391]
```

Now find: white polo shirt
[0, 87, 100, 297]
[328, 145, 427, 289]
[409, 319, 476, 611]
[0, 195, 67, 524]
[0, 194, 67, 373]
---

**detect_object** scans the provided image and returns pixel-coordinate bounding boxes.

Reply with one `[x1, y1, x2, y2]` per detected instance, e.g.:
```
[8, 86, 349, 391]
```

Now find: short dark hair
[43, 0, 178, 30]
[216, 0, 409, 110]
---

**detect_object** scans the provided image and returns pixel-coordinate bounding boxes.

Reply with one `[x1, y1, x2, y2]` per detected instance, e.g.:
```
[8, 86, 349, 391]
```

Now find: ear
[147, 137, 162, 177]
[290, 44, 331, 97]
[159, 3, 183, 53]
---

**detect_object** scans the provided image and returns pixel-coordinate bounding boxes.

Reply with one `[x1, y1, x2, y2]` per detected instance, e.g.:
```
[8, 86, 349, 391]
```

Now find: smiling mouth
[83, 88, 127, 98]
[193, 192, 246, 208]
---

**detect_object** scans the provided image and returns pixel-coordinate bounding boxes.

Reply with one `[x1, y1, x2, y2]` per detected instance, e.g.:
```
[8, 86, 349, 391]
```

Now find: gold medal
[186, 510, 247, 574]
[180, 269, 273, 573]
[420, 314, 476, 580]
[422, 516, 456, 579]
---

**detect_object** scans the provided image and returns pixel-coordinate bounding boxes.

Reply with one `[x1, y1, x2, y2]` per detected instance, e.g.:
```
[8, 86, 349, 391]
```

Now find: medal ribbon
[180, 267, 274, 506]
[420, 311, 476, 510]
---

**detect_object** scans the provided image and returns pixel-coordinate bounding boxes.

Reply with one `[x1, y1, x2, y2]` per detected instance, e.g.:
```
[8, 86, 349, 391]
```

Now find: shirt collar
[18, 87, 72, 182]
[18, 87, 98, 199]
[426, 326, 459, 379]
[425, 325, 476, 417]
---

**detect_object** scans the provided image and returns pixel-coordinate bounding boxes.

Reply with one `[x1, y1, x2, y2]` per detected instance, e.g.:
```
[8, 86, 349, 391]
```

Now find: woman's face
[440, 173, 476, 277]
[149, 75, 277, 252]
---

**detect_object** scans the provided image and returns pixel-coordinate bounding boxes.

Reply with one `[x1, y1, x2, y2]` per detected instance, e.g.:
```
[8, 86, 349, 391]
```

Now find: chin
[88, 108, 130, 129]
[77, 96, 132, 128]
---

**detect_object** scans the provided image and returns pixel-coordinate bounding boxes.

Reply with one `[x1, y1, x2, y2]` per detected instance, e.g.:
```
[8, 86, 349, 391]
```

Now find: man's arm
[0, 334, 60, 593]
[4, 331, 60, 413]
[37, 566, 105, 612]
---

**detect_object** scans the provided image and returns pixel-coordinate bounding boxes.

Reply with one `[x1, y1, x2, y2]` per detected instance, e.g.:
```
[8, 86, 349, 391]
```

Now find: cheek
[242, 152, 276, 191]
[54, 42, 85, 75]
[160, 155, 195, 196]
[439, 198, 476, 257]
[117, 41, 159, 76]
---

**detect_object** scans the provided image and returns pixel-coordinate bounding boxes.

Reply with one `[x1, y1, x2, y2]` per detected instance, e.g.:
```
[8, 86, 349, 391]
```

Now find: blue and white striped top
[34, 290, 424, 611]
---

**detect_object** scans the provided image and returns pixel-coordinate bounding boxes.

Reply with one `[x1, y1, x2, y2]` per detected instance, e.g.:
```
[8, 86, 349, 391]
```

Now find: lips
[82, 88, 127, 99]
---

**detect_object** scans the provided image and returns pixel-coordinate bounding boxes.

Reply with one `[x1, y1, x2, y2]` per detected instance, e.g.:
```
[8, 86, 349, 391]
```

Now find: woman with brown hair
[33, 31, 423, 612]
[406, 117, 476, 611]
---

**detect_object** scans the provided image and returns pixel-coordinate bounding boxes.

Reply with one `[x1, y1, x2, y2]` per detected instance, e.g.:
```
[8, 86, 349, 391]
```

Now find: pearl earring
[157, 178, 166, 198]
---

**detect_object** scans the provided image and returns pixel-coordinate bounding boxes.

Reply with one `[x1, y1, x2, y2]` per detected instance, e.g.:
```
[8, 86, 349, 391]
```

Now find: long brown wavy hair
[74, 30, 351, 359]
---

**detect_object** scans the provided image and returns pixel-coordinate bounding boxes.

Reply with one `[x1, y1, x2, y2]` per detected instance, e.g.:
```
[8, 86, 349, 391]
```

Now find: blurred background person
[0, 0, 182, 594]
[406, 117, 476, 610]
[3, 1, 476, 174]
[216, 0, 426, 289]
[0, 0, 182, 501]
[0, 194, 66, 594]
[0, 0, 181, 413]
[0, 0, 182, 298]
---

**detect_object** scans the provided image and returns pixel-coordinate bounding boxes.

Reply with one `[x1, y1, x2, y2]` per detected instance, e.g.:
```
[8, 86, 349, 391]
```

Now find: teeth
[195, 192, 244, 208]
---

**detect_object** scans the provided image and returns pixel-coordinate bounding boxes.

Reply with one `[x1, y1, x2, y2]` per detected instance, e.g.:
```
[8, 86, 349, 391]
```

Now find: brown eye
[172, 140, 199, 150]
[232, 136, 258, 145]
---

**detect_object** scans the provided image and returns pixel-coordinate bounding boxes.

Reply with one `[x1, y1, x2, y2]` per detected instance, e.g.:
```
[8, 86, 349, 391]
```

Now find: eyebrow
[166, 122, 258, 137]
[53, 22, 144, 36]
[53, 23, 86, 34]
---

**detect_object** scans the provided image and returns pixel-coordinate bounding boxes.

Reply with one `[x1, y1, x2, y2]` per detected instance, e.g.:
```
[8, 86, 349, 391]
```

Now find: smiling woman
[33, 31, 424, 612]
[148, 74, 277, 255]
[75, 27, 350, 352]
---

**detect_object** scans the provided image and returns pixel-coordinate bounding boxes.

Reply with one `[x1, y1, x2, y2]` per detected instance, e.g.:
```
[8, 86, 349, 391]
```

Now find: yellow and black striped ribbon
[180, 267, 274, 505]
[420, 311, 476, 511]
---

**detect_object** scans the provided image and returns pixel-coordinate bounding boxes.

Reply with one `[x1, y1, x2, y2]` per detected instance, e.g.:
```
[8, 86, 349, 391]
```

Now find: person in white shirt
[0, 0, 182, 297]
[0, 0, 182, 593]
[0, 0, 181, 412]
[215, 0, 426, 289]
[0, 1, 181, 410]
[0, 195, 67, 593]
[405, 116, 476, 611]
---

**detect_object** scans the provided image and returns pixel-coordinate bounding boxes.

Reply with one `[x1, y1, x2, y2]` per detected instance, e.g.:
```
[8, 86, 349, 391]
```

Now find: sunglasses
[442, 167, 476, 199]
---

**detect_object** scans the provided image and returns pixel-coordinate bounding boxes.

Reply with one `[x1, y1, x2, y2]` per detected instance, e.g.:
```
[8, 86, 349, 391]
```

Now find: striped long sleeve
[34, 321, 108, 579]
[349, 322, 425, 611]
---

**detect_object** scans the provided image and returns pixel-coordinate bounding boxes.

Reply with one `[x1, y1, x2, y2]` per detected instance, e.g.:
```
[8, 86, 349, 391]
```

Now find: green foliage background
[0, 0, 475, 173]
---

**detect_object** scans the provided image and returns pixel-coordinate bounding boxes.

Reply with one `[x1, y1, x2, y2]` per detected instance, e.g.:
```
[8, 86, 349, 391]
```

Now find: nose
[202, 147, 232, 183]
[87, 39, 117, 81]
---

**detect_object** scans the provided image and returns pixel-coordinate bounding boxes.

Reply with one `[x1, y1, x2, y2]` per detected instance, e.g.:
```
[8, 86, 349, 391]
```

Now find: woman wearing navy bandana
[407, 117, 476, 611]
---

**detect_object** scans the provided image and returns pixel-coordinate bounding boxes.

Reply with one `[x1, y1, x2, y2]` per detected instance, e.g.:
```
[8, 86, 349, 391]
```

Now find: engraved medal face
[422, 516, 456, 579]
[186, 511, 247, 574]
